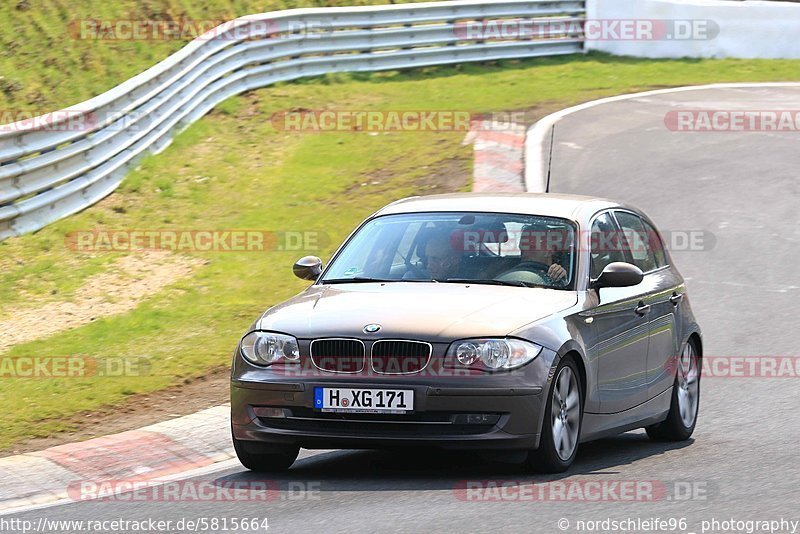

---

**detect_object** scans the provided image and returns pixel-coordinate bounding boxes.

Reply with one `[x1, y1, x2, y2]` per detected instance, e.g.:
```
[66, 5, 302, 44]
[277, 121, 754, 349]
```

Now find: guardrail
[0, 0, 585, 241]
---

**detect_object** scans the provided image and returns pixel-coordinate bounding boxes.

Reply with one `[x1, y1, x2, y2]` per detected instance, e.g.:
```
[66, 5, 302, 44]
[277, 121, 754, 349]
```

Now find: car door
[614, 210, 682, 400]
[585, 211, 651, 413]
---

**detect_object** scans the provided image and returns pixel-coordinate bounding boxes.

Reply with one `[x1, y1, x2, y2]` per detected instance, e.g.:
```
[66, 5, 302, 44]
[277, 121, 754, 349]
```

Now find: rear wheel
[526, 356, 582, 473]
[232, 435, 299, 472]
[646, 340, 700, 441]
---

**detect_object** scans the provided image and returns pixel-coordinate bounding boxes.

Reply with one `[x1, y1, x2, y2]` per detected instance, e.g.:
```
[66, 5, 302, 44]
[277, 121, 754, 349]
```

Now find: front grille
[371, 340, 432, 374]
[310, 338, 365, 373]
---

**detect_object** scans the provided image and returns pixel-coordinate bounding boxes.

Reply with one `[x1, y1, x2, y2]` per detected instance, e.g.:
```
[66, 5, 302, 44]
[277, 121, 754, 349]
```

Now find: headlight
[240, 331, 300, 366]
[447, 338, 541, 371]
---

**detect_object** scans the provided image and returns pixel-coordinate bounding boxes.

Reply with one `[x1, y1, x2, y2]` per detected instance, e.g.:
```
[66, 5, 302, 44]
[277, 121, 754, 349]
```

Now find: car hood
[256, 282, 578, 341]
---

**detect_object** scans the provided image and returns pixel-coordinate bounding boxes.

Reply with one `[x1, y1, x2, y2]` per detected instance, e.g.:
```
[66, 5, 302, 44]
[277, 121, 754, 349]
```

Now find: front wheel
[525, 356, 583, 473]
[646, 340, 700, 441]
[232, 435, 299, 472]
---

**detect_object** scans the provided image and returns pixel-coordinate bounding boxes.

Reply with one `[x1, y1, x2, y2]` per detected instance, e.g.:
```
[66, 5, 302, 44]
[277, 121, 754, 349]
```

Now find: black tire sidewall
[670, 340, 701, 437]
[232, 432, 299, 471]
[647, 338, 700, 441]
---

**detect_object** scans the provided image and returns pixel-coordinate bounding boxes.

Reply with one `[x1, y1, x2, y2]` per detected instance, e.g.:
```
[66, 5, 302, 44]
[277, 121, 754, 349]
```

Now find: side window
[590, 212, 626, 279]
[614, 211, 662, 272]
[640, 218, 667, 267]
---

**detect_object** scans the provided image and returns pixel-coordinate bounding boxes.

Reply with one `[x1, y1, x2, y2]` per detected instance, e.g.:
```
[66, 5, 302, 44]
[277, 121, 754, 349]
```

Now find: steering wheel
[403, 259, 429, 280]
[515, 260, 551, 274]
[494, 260, 553, 285]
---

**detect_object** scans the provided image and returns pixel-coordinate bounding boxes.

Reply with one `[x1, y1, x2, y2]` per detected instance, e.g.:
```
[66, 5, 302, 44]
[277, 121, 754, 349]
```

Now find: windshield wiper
[322, 277, 445, 284]
[442, 278, 547, 288]
[321, 276, 394, 284]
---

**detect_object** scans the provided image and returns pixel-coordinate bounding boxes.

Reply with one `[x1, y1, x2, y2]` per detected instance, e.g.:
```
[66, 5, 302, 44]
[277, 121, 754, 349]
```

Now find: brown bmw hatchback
[230, 193, 702, 473]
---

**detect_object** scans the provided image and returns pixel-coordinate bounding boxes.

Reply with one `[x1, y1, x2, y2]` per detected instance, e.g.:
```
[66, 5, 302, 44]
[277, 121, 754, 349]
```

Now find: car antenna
[545, 123, 555, 193]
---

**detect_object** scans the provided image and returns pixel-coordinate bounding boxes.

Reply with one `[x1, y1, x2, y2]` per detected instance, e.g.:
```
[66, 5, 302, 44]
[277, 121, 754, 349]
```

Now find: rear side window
[640, 218, 667, 267]
[589, 212, 626, 279]
[614, 211, 666, 272]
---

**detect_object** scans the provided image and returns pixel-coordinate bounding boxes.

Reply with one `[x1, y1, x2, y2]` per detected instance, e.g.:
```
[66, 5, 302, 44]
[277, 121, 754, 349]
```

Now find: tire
[232, 435, 299, 472]
[646, 339, 700, 441]
[525, 356, 583, 473]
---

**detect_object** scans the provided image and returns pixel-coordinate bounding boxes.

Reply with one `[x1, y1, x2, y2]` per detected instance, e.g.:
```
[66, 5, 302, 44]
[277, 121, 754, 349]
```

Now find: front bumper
[231, 378, 545, 450]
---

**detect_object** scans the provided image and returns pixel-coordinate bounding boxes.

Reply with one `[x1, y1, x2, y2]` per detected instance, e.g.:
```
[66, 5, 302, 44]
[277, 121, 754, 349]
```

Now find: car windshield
[321, 212, 577, 289]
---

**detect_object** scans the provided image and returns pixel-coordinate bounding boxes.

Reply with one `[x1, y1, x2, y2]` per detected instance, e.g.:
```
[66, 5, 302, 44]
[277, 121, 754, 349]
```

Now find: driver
[404, 231, 461, 280]
[498, 225, 568, 284]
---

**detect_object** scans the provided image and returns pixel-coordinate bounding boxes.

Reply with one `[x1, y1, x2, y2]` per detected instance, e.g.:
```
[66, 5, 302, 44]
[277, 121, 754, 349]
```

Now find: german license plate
[314, 387, 414, 414]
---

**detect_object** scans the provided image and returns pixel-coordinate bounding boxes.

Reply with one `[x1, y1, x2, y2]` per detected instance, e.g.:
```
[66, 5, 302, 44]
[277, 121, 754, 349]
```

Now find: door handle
[669, 292, 683, 306]
[635, 302, 651, 316]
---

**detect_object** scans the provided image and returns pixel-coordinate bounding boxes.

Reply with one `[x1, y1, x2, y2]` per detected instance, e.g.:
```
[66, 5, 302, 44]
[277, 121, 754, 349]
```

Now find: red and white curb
[0, 405, 233, 513]
[465, 120, 526, 193]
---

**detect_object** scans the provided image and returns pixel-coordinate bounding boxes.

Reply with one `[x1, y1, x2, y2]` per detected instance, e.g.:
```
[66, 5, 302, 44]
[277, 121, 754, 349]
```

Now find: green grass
[2, 50, 800, 449]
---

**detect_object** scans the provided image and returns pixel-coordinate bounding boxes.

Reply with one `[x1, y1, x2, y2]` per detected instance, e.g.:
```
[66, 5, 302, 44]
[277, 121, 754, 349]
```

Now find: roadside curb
[0, 405, 232, 514]
[465, 120, 527, 193]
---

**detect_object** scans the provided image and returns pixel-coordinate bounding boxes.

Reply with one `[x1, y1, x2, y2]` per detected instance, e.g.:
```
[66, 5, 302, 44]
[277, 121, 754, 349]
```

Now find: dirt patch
[1, 367, 230, 457]
[345, 144, 471, 197]
[411, 153, 472, 194]
[0, 251, 204, 355]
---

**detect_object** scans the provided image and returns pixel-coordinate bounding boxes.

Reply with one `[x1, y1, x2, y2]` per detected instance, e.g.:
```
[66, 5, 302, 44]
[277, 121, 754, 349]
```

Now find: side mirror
[293, 256, 323, 281]
[591, 262, 643, 289]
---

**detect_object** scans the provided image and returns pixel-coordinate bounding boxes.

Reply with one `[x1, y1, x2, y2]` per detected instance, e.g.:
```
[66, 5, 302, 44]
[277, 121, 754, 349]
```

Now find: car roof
[372, 192, 627, 223]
